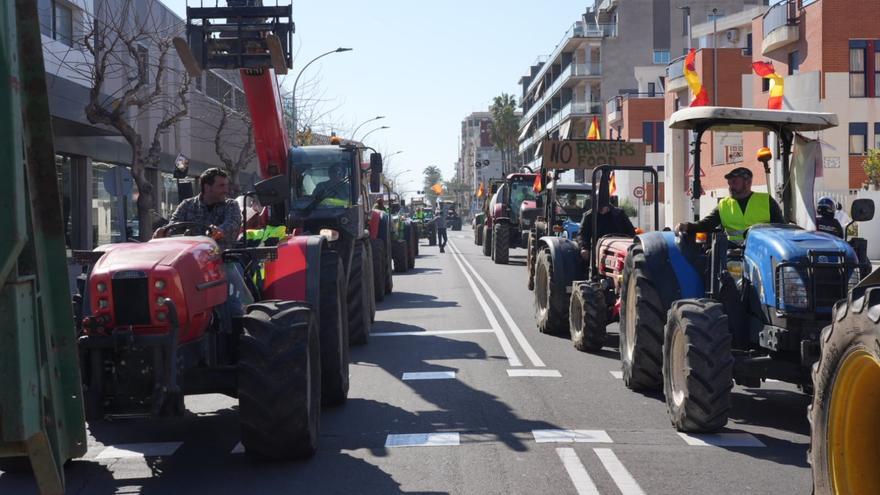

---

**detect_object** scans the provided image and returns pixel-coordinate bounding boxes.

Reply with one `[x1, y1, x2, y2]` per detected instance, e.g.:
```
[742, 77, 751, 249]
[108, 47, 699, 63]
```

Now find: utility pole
[712, 8, 718, 106]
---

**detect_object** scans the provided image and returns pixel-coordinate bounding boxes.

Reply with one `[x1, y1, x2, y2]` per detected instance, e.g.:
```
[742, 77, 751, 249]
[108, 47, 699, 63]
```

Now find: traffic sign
[633, 186, 645, 199]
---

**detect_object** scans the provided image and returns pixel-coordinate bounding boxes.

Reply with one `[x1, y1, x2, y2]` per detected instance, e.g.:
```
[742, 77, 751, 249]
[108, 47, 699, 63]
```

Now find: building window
[875, 123, 880, 150]
[743, 32, 752, 56]
[38, 0, 73, 46]
[653, 50, 670, 65]
[788, 50, 799, 75]
[762, 78, 770, 92]
[137, 45, 149, 85]
[648, 82, 656, 97]
[850, 122, 867, 155]
[850, 41, 867, 97]
[642, 122, 664, 153]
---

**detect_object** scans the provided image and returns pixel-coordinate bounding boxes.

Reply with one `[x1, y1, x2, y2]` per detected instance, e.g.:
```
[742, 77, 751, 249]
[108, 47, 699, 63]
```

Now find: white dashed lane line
[676, 432, 766, 447]
[533, 430, 614, 444]
[594, 448, 647, 495]
[556, 448, 601, 495]
[402, 371, 456, 380]
[507, 369, 562, 377]
[385, 433, 461, 448]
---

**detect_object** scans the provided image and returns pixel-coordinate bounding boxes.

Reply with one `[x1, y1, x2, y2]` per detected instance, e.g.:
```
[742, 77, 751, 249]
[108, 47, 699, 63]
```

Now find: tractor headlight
[779, 266, 808, 309]
[848, 268, 861, 291]
[319, 229, 340, 242]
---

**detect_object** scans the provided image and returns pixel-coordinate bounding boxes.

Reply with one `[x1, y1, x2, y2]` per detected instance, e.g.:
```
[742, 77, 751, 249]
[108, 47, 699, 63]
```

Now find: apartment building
[663, 0, 880, 227]
[42, 0, 254, 250]
[517, 0, 758, 178]
[458, 112, 505, 214]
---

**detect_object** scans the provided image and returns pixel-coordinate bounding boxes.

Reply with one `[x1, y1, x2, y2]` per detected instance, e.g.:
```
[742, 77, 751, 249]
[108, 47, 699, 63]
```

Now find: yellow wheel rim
[829, 349, 880, 494]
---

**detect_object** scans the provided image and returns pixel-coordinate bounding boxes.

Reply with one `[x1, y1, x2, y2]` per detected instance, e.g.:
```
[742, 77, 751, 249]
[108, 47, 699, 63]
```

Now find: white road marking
[373, 329, 494, 337]
[677, 432, 766, 447]
[446, 241, 522, 367]
[448, 241, 546, 368]
[556, 448, 600, 495]
[95, 442, 183, 459]
[594, 448, 646, 495]
[385, 433, 460, 448]
[231, 442, 245, 454]
[533, 429, 613, 443]
[609, 371, 623, 379]
[402, 371, 456, 380]
[507, 369, 561, 377]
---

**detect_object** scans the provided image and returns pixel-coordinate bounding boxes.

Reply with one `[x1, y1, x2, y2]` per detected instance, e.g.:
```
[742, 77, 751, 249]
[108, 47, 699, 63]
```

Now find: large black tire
[534, 246, 569, 335]
[364, 242, 376, 323]
[569, 281, 607, 352]
[619, 243, 666, 391]
[482, 225, 492, 257]
[384, 244, 394, 294]
[663, 299, 733, 432]
[526, 232, 537, 291]
[493, 223, 509, 264]
[371, 239, 386, 303]
[348, 243, 372, 345]
[318, 251, 349, 406]
[428, 225, 437, 246]
[475, 224, 483, 246]
[408, 228, 417, 269]
[392, 240, 408, 273]
[239, 301, 320, 460]
[411, 226, 420, 258]
[809, 284, 880, 494]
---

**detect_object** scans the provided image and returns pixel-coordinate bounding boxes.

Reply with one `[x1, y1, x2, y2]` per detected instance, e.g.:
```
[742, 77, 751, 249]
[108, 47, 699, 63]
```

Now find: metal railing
[666, 54, 686, 80]
[571, 101, 603, 114]
[763, 0, 797, 38]
[571, 62, 602, 77]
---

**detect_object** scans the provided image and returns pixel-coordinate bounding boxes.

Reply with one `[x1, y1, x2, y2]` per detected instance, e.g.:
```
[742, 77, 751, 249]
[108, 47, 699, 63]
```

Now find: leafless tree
[211, 98, 256, 196]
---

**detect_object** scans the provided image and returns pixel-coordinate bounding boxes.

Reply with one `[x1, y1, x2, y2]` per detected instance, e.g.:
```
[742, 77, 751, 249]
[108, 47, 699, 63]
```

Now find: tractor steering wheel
[156, 221, 217, 238]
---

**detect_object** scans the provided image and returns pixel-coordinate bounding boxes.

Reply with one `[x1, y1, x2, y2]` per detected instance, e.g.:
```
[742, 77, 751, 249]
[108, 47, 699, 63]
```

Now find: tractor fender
[368, 210, 382, 240]
[636, 231, 704, 309]
[537, 236, 584, 292]
[263, 234, 324, 307]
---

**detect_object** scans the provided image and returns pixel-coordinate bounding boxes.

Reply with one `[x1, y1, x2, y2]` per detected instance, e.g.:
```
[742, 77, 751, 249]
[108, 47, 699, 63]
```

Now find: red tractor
[482, 173, 539, 264]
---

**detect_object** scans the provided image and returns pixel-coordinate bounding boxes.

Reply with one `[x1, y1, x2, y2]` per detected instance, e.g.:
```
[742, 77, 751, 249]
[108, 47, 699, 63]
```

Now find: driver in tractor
[578, 172, 636, 260]
[311, 163, 351, 205]
[816, 196, 844, 238]
[157, 167, 243, 248]
[674, 166, 785, 242]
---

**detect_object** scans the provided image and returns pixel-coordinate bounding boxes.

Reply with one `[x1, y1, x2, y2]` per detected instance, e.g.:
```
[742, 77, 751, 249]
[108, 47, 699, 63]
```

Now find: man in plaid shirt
[162, 168, 242, 248]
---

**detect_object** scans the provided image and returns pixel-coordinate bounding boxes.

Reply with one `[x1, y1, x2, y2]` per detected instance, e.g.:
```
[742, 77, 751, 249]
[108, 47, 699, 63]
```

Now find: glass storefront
[92, 162, 138, 245]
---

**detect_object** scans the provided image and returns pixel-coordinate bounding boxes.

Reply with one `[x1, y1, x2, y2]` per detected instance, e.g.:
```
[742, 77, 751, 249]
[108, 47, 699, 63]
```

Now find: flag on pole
[587, 115, 601, 140]
[476, 181, 485, 198]
[431, 183, 443, 195]
[752, 61, 784, 110]
[684, 48, 710, 107]
[609, 171, 617, 197]
[533, 173, 543, 193]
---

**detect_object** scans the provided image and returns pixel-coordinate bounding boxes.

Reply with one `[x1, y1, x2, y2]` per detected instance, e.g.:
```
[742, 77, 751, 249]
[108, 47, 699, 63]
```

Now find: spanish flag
[684, 48, 710, 107]
[752, 61, 784, 110]
[609, 171, 617, 197]
[533, 173, 543, 193]
[431, 183, 443, 195]
[587, 115, 601, 140]
[476, 181, 485, 198]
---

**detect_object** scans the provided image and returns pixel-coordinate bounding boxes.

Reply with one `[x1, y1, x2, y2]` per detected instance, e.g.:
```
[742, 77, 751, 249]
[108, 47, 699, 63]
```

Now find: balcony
[665, 55, 688, 92]
[762, 0, 798, 55]
[606, 97, 621, 123]
[571, 62, 602, 77]
[519, 101, 602, 152]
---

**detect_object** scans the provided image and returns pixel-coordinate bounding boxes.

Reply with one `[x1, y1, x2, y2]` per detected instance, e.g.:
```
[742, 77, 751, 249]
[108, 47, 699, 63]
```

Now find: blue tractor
[619, 107, 874, 432]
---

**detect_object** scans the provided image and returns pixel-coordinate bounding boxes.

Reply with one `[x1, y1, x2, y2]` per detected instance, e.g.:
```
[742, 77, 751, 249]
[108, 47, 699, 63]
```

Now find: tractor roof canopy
[668, 106, 838, 133]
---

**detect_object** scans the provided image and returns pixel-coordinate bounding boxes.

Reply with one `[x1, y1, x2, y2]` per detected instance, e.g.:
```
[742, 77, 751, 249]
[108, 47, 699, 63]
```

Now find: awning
[558, 119, 572, 140]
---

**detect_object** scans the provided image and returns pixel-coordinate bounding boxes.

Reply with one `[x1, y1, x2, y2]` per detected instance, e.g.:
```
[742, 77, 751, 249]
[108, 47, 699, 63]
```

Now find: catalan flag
[587, 115, 601, 140]
[684, 48, 710, 107]
[752, 61, 784, 110]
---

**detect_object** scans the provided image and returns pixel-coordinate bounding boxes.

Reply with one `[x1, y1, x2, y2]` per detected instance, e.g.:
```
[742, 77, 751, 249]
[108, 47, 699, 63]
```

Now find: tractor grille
[812, 266, 847, 309]
[111, 274, 150, 326]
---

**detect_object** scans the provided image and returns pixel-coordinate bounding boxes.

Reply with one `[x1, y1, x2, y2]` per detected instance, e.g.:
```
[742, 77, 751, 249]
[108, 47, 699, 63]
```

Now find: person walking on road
[435, 206, 448, 253]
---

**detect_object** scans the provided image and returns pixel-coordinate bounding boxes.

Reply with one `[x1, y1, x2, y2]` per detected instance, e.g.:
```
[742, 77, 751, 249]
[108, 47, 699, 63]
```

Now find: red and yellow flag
[752, 61, 784, 110]
[476, 181, 485, 198]
[431, 183, 443, 195]
[609, 171, 617, 197]
[684, 48, 710, 107]
[533, 173, 543, 193]
[587, 115, 601, 140]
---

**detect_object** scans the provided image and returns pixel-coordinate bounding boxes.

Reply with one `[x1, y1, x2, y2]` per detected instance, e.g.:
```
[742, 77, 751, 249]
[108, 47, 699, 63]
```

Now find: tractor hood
[94, 237, 222, 273]
[745, 225, 857, 264]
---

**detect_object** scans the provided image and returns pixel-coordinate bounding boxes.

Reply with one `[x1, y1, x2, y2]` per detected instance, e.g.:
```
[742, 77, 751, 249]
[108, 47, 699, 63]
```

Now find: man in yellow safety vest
[675, 167, 785, 242]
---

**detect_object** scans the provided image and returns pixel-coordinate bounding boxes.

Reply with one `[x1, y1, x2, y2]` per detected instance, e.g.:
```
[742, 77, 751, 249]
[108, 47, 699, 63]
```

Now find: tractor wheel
[475, 224, 483, 246]
[809, 286, 880, 494]
[482, 225, 492, 257]
[569, 281, 607, 352]
[534, 246, 569, 335]
[239, 300, 320, 460]
[371, 239, 386, 303]
[408, 228, 417, 269]
[318, 251, 349, 406]
[619, 243, 666, 391]
[384, 243, 394, 294]
[392, 240, 408, 273]
[428, 226, 437, 246]
[526, 233, 536, 291]
[348, 242, 372, 345]
[493, 223, 509, 264]
[663, 299, 733, 432]
[364, 243, 376, 323]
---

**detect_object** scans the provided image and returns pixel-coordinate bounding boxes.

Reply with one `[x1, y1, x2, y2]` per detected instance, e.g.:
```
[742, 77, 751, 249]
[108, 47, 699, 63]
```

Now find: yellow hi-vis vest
[718, 192, 771, 241]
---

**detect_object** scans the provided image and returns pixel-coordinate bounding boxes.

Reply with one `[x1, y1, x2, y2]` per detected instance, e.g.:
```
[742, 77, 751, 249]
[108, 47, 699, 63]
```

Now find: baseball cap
[724, 167, 753, 180]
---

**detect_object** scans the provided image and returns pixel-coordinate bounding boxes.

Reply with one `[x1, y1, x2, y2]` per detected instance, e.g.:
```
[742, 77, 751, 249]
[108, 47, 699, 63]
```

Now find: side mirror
[851, 198, 875, 222]
[370, 153, 383, 193]
[254, 174, 287, 206]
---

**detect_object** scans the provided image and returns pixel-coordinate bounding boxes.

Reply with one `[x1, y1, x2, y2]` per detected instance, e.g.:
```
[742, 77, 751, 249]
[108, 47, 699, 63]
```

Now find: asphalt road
[1, 229, 813, 494]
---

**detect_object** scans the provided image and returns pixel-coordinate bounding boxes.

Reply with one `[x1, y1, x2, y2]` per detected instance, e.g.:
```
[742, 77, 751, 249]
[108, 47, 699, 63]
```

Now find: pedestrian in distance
[435, 206, 448, 253]
[816, 196, 844, 238]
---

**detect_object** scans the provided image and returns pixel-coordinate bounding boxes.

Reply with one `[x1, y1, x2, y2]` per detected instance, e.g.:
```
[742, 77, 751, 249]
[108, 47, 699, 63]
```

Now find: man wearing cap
[675, 166, 784, 242]
[578, 171, 636, 260]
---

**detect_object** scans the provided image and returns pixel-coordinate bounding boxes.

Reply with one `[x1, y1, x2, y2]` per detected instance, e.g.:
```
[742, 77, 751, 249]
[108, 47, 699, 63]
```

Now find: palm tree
[490, 94, 520, 175]
[423, 165, 443, 204]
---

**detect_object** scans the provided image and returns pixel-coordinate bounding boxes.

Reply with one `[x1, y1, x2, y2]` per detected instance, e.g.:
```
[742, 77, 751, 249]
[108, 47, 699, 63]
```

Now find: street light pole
[712, 8, 718, 106]
[359, 125, 390, 143]
[292, 47, 352, 146]
[351, 115, 386, 142]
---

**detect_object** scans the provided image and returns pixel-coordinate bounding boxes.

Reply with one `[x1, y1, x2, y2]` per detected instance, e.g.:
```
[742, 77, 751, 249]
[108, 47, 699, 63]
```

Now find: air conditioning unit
[725, 28, 740, 44]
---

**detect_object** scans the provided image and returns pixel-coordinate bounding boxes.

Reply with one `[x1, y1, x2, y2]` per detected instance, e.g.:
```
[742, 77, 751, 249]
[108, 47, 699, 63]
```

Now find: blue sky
[164, 1, 588, 194]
